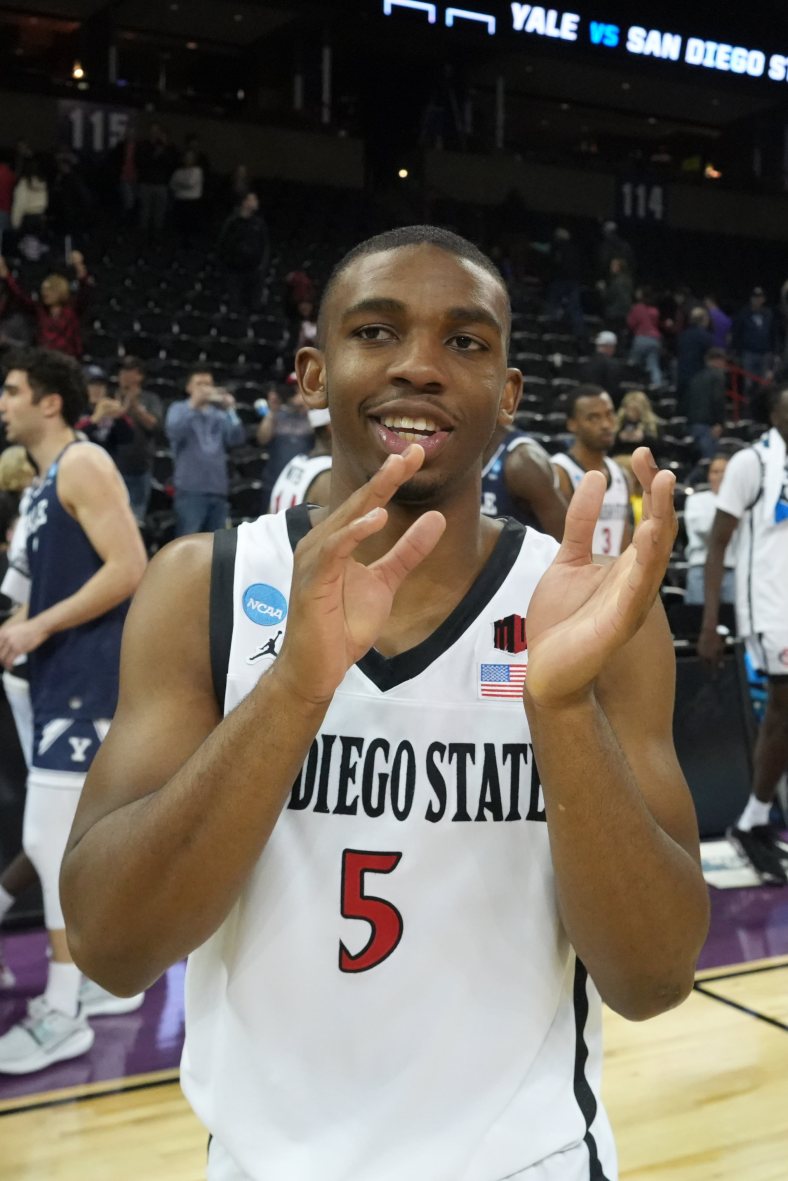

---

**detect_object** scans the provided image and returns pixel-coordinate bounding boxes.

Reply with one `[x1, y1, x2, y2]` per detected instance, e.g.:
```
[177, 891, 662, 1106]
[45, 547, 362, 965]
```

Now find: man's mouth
[376, 413, 443, 442]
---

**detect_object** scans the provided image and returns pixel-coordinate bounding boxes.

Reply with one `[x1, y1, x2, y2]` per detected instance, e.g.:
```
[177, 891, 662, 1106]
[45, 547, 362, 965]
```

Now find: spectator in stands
[676, 307, 714, 401]
[700, 383, 788, 883]
[684, 454, 736, 607]
[684, 347, 727, 460]
[732, 287, 774, 397]
[0, 289, 34, 355]
[0, 250, 93, 359]
[543, 227, 585, 339]
[136, 123, 177, 238]
[49, 151, 93, 235]
[296, 301, 318, 350]
[110, 130, 138, 222]
[114, 357, 163, 525]
[269, 408, 333, 513]
[10, 157, 48, 234]
[0, 152, 15, 235]
[580, 330, 627, 407]
[75, 367, 134, 459]
[227, 163, 251, 211]
[626, 286, 663, 388]
[704, 294, 732, 350]
[597, 221, 635, 281]
[257, 379, 314, 509]
[600, 257, 634, 336]
[613, 391, 662, 456]
[284, 268, 316, 320]
[170, 149, 204, 246]
[217, 192, 269, 312]
[165, 369, 245, 537]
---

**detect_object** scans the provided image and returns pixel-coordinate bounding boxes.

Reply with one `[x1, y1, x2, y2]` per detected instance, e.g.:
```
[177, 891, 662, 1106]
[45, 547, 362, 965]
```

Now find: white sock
[0, 884, 14, 925]
[737, 795, 772, 832]
[44, 961, 81, 1018]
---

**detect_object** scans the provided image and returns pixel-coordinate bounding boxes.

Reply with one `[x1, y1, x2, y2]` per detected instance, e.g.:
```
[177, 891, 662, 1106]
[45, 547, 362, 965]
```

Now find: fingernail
[649, 455, 659, 470]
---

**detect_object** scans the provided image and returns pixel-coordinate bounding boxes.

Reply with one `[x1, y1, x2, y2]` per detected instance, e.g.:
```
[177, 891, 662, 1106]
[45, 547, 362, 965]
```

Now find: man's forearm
[33, 560, 141, 639]
[62, 670, 328, 994]
[701, 539, 726, 630]
[525, 694, 708, 1020]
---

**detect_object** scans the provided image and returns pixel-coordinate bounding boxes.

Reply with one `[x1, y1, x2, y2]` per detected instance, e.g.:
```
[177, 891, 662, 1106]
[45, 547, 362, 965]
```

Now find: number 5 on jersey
[339, 850, 403, 973]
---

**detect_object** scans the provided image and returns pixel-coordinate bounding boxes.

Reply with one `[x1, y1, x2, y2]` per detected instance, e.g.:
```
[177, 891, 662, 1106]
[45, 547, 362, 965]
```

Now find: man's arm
[551, 462, 575, 503]
[0, 259, 35, 312]
[165, 400, 196, 446]
[505, 447, 567, 541]
[126, 392, 162, 435]
[222, 409, 246, 448]
[698, 509, 739, 664]
[523, 448, 709, 1021]
[305, 468, 332, 508]
[528, 603, 708, 1021]
[61, 447, 446, 994]
[0, 445, 146, 667]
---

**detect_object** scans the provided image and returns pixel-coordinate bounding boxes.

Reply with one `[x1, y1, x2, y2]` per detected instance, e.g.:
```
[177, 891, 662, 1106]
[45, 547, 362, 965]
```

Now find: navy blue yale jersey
[481, 431, 549, 530]
[25, 442, 128, 722]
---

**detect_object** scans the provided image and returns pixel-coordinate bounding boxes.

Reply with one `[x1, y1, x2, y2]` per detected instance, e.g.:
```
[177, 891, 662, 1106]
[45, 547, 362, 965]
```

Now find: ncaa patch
[243, 583, 288, 627]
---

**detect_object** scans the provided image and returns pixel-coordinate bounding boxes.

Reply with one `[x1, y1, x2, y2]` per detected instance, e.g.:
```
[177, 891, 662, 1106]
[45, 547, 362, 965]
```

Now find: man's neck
[482, 425, 507, 465]
[570, 442, 607, 472]
[29, 425, 76, 475]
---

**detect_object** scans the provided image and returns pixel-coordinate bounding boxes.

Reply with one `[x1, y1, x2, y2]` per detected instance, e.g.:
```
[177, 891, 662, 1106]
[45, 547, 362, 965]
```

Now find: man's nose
[387, 333, 447, 391]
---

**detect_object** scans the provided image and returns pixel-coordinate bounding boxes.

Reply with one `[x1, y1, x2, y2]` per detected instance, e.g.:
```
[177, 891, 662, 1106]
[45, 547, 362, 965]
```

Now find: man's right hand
[272, 445, 446, 706]
[697, 626, 724, 667]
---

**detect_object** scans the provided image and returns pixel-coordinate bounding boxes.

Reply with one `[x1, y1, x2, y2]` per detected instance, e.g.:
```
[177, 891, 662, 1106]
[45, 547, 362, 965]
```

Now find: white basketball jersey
[181, 507, 617, 1181]
[269, 453, 332, 513]
[552, 454, 630, 556]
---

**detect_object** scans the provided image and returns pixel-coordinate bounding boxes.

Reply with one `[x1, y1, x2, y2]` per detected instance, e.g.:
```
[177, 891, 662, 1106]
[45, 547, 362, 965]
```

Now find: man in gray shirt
[115, 357, 163, 524]
[165, 367, 245, 536]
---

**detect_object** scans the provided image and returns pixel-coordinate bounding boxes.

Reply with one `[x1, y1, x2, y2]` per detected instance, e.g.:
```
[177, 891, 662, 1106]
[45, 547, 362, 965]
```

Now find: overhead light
[648, 116, 658, 125]
[234, 12, 243, 20]
[560, 103, 570, 111]
[621, 81, 631, 91]
[237, 89, 245, 100]
[704, 164, 722, 180]
[170, 2, 178, 8]
[398, 168, 409, 179]
[186, 40, 197, 49]
[72, 60, 85, 80]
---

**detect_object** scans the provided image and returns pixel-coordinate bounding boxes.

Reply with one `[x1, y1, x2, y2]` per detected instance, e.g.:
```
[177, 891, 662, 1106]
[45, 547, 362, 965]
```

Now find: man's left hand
[0, 617, 50, 668]
[525, 447, 677, 709]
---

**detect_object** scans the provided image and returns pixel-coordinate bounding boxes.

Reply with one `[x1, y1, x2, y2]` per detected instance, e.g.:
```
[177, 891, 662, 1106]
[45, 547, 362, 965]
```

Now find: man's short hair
[316, 225, 510, 347]
[5, 347, 87, 427]
[185, 366, 213, 384]
[120, 356, 145, 376]
[567, 383, 606, 419]
[766, 380, 788, 416]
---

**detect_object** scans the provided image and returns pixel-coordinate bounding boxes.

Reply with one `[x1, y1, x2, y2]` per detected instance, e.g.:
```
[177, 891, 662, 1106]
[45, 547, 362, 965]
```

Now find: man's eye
[354, 326, 392, 342]
[451, 335, 484, 351]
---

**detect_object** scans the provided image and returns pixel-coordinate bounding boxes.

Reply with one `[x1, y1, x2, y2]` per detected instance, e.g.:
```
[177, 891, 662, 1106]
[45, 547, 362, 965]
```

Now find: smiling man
[61, 227, 708, 1181]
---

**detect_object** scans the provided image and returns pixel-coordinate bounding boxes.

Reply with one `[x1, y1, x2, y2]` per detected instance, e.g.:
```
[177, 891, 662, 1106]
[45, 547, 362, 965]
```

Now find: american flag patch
[479, 663, 527, 699]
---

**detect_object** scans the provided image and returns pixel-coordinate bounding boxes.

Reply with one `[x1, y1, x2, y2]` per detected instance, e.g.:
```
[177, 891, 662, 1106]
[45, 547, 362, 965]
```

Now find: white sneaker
[0, 996, 94, 1074]
[79, 977, 144, 1017]
[0, 943, 15, 989]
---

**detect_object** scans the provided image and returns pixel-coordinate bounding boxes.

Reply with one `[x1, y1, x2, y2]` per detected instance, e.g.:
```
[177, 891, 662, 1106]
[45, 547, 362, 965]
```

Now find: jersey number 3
[339, 849, 403, 973]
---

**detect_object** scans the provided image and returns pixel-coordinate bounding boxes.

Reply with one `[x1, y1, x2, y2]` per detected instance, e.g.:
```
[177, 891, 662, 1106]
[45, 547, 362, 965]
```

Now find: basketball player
[481, 424, 567, 540]
[552, 385, 632, 556]
[0, 348, 147, 1073]
[700, 382, 788, 885]
[62, 229, 708, 1181]
[268, 406, 332, 512]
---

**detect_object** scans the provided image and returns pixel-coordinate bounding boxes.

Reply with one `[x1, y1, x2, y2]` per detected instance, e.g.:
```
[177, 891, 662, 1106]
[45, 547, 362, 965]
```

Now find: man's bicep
[68, 539, 221, 850]
[596, 603, 700, 861]
[63, 451, 144, 566]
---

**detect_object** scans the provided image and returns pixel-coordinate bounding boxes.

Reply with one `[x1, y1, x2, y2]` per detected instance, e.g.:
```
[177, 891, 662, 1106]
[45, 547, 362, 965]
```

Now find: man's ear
[295, 347, 327, 411]
[498, 368, 523, 426]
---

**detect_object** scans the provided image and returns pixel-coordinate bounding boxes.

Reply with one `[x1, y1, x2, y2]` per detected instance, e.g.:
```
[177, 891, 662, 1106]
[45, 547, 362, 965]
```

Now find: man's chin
[391, 474, 449, 508]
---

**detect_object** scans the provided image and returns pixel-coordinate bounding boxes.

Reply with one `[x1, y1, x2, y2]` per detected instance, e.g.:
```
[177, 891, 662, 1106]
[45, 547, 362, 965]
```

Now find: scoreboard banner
[57, 100, 137, 155]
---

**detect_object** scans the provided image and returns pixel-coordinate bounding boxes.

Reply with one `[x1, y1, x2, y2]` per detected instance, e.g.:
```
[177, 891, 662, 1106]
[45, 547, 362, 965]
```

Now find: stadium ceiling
[1, 1, 301, 45]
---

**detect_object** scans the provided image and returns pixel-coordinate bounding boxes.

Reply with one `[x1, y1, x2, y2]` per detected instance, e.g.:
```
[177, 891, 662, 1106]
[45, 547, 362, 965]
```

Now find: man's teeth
[380, 414, 440, 434]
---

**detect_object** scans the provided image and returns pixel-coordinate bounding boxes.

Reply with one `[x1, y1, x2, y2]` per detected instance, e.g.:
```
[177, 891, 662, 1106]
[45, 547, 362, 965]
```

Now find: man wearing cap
[579, 331, 627, 407]
[268, 408, 332, 513]
[75, 367, 134, 460]
[732, 288, 774, 404]
[114, 358, 164, 526]
[256, 377, 314, 510]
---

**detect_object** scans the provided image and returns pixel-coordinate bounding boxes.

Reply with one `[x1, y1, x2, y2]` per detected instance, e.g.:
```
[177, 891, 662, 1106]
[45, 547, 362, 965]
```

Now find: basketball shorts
[746, 634, 788, 679]
[206, 1138, 617, 1180]
[23, 717, 111, 930]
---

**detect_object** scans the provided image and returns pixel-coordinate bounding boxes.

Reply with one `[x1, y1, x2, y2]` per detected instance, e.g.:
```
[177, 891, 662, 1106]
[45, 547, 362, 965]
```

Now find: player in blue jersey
[0, 348, 147, 1073]
[481, 424, 567, 539]
[62, 229, 708, 1180]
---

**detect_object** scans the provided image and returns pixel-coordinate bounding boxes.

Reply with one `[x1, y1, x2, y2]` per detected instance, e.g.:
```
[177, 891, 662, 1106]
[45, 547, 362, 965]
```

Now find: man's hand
[70, 250, 86, 275]
[93, 398, 123, 422]
[273, 445, 446, 706]
[0, 616, 50, 668]
[0, 256, 9, 281]
[525, 447, 677, 709]
[697, 626, 724, 667]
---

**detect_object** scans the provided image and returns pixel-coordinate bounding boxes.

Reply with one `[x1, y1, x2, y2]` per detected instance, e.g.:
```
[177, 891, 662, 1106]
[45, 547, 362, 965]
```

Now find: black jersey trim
[209, 527, 238, 710]
[572, 959, 611, 1181]
[284, 507, 526, 692]
[356, 517, 525, 691]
